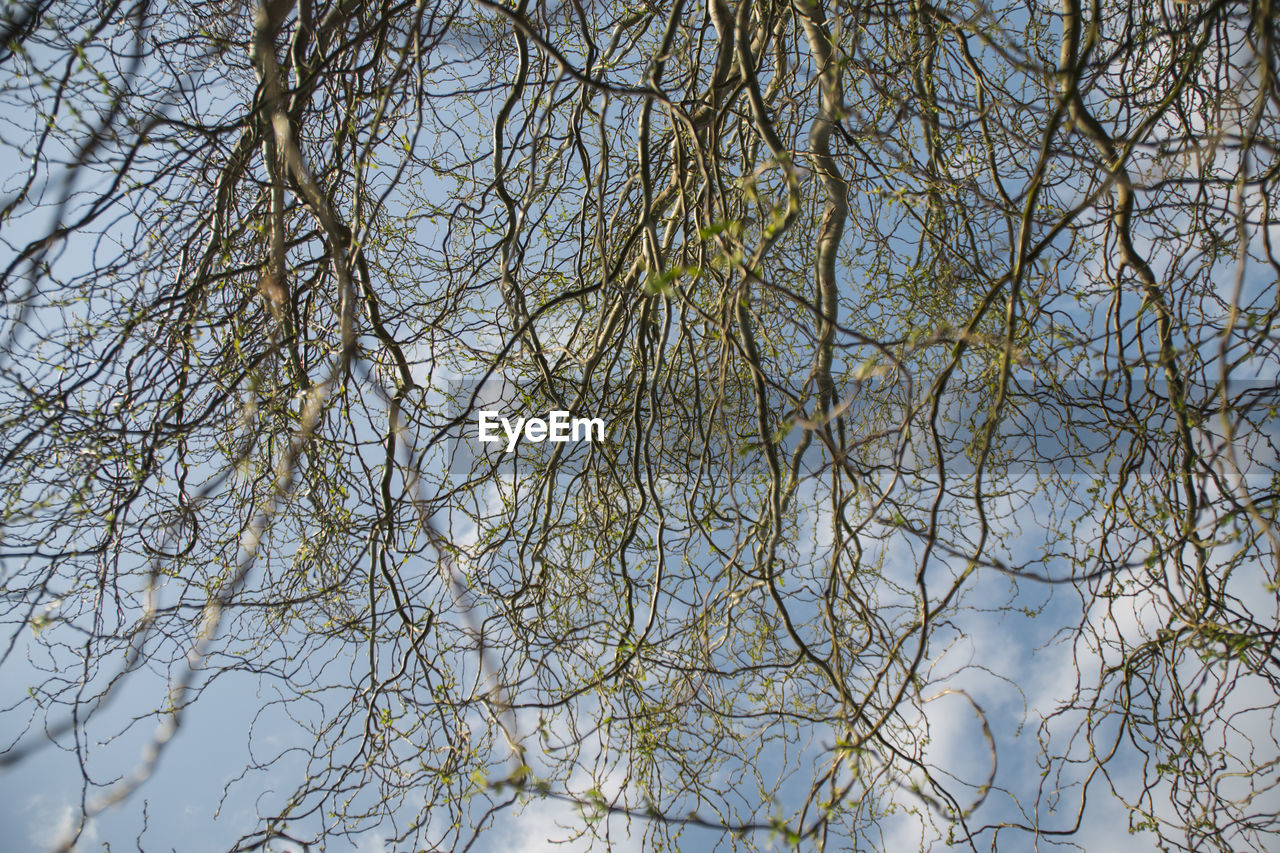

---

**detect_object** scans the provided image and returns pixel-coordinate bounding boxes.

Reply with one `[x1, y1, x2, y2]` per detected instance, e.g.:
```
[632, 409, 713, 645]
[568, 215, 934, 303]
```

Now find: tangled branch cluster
[2, 0, 1279, 850]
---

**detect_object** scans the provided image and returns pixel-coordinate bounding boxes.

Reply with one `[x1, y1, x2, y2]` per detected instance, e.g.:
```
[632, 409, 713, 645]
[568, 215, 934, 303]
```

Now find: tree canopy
[3, 0, 1280, 850]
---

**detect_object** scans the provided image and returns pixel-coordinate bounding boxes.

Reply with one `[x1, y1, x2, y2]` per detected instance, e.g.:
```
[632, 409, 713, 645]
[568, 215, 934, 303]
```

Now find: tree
[2, 0, 1279, 849]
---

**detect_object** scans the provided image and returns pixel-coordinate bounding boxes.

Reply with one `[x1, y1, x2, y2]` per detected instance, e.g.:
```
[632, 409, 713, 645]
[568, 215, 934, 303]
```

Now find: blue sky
[4, 1, 1280, 850]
